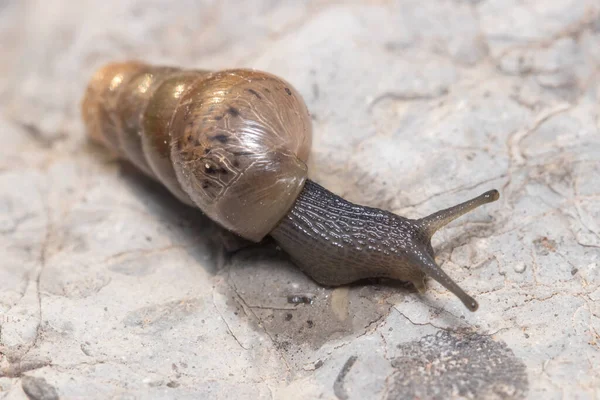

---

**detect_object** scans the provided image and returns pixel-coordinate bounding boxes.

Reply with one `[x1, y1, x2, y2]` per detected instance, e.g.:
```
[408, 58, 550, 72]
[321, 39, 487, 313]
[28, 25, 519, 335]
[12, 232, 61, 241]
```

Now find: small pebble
[513, 262, 526, 273]
[287, 294, 314, 305]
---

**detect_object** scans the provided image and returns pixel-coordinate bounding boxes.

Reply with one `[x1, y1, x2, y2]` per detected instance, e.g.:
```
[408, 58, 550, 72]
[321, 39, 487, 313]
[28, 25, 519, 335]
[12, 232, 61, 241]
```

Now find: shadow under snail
[81, 61, 500, 312]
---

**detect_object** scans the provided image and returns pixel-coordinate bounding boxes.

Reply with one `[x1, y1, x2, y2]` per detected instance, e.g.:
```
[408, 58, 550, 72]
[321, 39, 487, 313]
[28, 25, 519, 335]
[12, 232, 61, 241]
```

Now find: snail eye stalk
[418, 190, 500, 238]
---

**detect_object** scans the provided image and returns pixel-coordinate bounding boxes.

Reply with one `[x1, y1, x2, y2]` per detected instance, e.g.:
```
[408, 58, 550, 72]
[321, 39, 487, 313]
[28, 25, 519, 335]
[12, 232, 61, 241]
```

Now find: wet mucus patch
[221, 244, 403, 367]
[386, 331, 528, 400]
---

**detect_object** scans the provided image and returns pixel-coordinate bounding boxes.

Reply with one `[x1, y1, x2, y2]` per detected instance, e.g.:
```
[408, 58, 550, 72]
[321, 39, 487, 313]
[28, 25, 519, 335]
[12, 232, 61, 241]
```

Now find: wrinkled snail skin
[271, 181, 499, 312]
[82, 61, 500, 312]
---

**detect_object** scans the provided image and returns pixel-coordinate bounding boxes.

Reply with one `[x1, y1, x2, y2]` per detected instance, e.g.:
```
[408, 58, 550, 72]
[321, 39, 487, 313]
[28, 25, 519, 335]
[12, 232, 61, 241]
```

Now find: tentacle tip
[483, 189, 500, 203]
[463, 297, 479, 312]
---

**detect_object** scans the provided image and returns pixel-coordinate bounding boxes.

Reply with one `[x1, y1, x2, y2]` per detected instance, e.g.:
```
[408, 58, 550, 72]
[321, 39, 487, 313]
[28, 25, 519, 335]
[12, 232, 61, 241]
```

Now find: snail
[81, 61, 500, 312]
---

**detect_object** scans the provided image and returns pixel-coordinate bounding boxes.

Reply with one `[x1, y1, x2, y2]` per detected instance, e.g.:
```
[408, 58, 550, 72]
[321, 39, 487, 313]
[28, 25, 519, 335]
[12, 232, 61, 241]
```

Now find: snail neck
[270, 179, 424, 286]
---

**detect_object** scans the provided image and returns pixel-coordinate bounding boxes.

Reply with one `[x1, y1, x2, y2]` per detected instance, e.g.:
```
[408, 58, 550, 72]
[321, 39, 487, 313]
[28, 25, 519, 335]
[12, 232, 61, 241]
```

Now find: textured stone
[1, 0, 599, 399]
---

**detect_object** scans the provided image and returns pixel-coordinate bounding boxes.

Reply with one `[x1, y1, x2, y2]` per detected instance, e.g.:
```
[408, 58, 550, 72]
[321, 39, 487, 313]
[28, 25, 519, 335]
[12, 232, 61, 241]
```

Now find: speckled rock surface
[1, 0, 599, 399]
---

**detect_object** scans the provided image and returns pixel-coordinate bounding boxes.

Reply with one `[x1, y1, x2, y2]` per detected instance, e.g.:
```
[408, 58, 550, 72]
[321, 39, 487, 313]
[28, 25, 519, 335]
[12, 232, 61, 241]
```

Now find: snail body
[82, 61, 500, 311]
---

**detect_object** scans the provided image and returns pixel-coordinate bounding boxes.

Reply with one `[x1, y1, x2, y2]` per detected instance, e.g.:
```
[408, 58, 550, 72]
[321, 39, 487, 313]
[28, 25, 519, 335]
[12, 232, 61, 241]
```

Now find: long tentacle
[412, 250, 479, 311]
[418, 190, 499, 237]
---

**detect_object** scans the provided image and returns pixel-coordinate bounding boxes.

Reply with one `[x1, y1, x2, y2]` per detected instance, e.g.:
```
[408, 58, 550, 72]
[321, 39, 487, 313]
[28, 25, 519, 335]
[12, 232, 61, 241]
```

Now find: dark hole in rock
[387, 331, 528, 400]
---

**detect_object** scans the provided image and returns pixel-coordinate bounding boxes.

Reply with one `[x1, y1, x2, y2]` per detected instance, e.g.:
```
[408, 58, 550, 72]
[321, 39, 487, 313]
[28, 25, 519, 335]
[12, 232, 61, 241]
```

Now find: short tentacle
[418, 190, 499, 237]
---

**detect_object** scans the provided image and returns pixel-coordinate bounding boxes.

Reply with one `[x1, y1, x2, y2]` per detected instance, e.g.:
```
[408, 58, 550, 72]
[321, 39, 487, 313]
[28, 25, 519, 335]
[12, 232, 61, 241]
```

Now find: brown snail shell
[82, 62, 312, 241]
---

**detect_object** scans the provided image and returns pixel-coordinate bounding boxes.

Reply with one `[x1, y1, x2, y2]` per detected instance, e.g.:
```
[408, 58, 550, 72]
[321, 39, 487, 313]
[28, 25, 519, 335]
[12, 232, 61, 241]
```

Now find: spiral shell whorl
[81, 61, 147, 156]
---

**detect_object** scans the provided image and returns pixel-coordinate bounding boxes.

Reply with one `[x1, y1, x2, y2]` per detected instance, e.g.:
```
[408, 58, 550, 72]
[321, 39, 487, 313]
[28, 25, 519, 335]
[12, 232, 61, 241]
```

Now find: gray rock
[1, 0, 599, 399]
[21, 376, 59, 400]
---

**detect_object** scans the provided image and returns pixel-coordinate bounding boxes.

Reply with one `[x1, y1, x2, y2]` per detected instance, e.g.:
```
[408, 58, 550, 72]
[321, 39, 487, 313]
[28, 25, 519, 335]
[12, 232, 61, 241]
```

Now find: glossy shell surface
[82, 62, 313, 241]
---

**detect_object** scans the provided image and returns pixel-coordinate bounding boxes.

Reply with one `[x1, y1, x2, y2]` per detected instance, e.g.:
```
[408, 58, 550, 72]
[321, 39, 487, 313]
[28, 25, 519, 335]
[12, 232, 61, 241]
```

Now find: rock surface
[1, 0, 599, 398]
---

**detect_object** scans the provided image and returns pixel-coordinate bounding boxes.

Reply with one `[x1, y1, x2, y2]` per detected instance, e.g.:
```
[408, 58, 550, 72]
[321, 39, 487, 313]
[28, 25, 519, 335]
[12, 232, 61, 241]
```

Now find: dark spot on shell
[264, 88, 271, 93]
[271, 152, 283, 163]
[233, 159, 240, 168]
[202, 181, 211, 189]
[211, 134, 229, 144]
[227, 107, 240, 117]
[247, 88, 262, 100]
[285, 87, 292, 96]
[306, 320, 314, 328]
[214, 115, 223, 121]
[204, 164, 216, 174]
[285, 313, 293, 321]
[204, 148, 211, 154]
